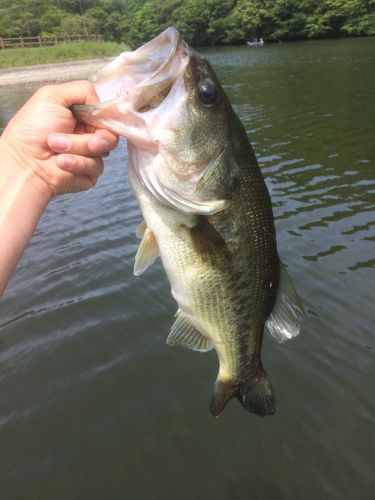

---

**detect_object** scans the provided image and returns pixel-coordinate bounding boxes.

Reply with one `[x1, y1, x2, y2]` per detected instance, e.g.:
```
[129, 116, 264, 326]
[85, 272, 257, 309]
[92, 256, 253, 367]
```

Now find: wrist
[0, 135, 53, 203]
[0, 136, 53, 296]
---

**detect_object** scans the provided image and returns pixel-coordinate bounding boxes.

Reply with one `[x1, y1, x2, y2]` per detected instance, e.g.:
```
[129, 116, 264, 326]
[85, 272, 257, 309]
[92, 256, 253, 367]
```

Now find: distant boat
[247, 38, 265, 47]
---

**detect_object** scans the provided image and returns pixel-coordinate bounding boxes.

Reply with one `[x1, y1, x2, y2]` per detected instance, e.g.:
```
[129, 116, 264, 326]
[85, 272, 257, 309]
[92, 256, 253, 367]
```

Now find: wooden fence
[0, 34, 103, 50]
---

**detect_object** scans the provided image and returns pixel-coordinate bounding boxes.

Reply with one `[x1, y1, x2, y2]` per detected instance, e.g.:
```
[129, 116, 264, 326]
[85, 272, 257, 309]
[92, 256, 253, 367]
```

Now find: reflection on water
[0, 38, 374, 500]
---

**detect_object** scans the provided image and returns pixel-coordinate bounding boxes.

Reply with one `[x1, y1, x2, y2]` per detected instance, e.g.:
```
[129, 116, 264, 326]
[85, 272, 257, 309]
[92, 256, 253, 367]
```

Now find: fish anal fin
[266, 261, 305, 343]
[134, 228, 159, 276]
[167, 311, 213, 352]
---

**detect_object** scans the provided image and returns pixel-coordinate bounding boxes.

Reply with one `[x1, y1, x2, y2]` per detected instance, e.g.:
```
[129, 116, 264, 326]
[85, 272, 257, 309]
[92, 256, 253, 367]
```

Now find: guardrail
[0, 34, 104, 50]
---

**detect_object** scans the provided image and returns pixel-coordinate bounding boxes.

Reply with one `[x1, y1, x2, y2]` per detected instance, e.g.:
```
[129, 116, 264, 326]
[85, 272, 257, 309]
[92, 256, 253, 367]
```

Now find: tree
[1, 0, 374, 43]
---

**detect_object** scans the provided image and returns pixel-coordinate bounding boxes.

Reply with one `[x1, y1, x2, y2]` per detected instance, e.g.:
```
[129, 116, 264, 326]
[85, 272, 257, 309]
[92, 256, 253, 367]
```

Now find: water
[1, 38, 374, 499]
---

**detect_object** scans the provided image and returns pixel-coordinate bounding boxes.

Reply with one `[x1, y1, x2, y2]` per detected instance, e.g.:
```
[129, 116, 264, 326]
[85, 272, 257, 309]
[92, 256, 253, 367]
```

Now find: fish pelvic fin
[210, 369, 276, 417]
[134, 227, 159, 276]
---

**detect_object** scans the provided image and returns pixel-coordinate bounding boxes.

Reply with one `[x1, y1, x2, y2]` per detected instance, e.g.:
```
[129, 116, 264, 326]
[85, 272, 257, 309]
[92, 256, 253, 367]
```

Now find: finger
[35, 81, 99, 109]
[75, 123, 88, 134]
[60, 80, 100, 107]
[88, 129, 119, 155]
[75, 122, 97, 135]
[63, 174, 99, 193]
[48, 133, 106, 157]
[56, 154, 104, 178]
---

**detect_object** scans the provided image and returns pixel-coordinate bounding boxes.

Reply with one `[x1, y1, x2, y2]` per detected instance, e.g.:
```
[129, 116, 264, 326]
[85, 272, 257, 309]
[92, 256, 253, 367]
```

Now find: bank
[0, 58, 112, 87]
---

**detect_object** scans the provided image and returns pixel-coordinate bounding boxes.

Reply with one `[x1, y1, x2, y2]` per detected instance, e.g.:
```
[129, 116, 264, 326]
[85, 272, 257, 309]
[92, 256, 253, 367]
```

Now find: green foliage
[0, 0, 374, 45]
[0, 41, 128, 68]
[59, 14, 99, 36]
[169, 0, 235, 46]
[225, 0, 266, 42]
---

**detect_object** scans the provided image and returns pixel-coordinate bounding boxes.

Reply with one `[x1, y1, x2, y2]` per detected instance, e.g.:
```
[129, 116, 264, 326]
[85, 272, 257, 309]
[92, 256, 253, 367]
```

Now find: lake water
[0, 38, 374, 499]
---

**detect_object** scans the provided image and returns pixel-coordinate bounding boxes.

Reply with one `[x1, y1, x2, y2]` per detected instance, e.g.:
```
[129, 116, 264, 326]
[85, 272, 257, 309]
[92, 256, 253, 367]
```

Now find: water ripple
[0, 38, 374, 500]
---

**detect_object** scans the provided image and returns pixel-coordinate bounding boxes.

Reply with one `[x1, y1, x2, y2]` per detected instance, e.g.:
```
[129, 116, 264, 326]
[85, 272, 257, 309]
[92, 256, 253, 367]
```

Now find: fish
[72, 27, 303, 417]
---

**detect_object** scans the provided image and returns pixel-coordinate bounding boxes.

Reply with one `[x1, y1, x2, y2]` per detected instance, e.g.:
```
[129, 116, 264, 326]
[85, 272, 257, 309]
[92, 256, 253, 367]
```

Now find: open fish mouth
[72, 27, 190, 147]
[93, 27, 189, 112]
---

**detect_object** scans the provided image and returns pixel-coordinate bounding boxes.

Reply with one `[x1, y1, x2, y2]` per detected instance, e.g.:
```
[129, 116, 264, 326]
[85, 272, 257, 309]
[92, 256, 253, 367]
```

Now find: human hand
[0, 80, 119, 197]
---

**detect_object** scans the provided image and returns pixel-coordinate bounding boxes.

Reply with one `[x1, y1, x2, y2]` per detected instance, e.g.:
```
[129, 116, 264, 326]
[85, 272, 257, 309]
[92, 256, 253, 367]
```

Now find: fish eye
[198, 80, 218, 106]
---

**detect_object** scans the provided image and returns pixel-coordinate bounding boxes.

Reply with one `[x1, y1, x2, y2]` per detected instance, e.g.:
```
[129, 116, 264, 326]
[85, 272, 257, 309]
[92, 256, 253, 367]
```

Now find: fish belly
[131, 171, 244, 380]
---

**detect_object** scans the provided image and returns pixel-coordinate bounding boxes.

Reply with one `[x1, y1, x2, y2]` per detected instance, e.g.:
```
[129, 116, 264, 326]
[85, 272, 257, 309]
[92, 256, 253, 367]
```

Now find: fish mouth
[72, 27, 190, 149]
[93, 27, 189, 115]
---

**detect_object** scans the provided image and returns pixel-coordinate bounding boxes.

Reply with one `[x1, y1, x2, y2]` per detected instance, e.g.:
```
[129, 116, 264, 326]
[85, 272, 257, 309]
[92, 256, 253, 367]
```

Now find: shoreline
[0, 58, 113, 87]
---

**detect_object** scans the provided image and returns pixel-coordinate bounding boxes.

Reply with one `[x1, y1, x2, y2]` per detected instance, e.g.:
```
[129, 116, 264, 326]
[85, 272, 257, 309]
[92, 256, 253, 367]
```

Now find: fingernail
[93, 137, 110, 154]
[57, 155, 75, 169]
[50, 135, 71, 152]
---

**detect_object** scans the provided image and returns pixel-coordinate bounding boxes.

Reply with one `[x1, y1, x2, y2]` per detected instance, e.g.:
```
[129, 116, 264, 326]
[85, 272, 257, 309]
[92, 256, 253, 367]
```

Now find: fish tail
[210, 379, 241, 417]
[239, 368, 276, 417]
[210, 369, 276, 417]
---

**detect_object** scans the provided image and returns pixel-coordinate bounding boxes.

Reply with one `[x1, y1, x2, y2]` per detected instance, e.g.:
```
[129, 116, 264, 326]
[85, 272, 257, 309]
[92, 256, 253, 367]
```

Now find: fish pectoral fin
[136, 220, 147, 239]
[265, 261, 305, 343]
[167, 311, 213, 352]
[134, 228, 159, 276]
[189, 216, 231, 268]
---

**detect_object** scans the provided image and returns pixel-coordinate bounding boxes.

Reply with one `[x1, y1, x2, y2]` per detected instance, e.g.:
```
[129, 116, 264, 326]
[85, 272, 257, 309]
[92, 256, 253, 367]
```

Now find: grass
[0, 41, 129, 69]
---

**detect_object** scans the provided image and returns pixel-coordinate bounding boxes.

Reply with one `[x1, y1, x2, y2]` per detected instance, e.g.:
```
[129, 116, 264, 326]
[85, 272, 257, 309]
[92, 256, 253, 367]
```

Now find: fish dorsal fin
[167, 311, 214, 352]
[265, 262, 305, 343]
[134, 227, 159, 276]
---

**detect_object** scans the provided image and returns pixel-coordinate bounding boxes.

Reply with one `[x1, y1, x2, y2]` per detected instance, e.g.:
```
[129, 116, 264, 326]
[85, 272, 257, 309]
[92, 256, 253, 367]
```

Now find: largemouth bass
[73, 28, 303, 417]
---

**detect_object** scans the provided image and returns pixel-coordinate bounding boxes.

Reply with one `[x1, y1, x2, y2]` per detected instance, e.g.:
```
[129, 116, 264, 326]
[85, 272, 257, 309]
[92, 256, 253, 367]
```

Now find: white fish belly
[131, 170, 242, 380]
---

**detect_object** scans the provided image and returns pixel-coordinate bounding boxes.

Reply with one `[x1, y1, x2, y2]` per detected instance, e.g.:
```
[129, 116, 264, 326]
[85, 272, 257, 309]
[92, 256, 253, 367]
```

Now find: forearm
[0, 82, 118, 298]
[0, 140, 52, 297]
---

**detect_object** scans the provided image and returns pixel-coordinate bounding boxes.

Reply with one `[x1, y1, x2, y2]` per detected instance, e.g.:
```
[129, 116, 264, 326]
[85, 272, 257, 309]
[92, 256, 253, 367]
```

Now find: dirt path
[0, 58, 112, 87]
